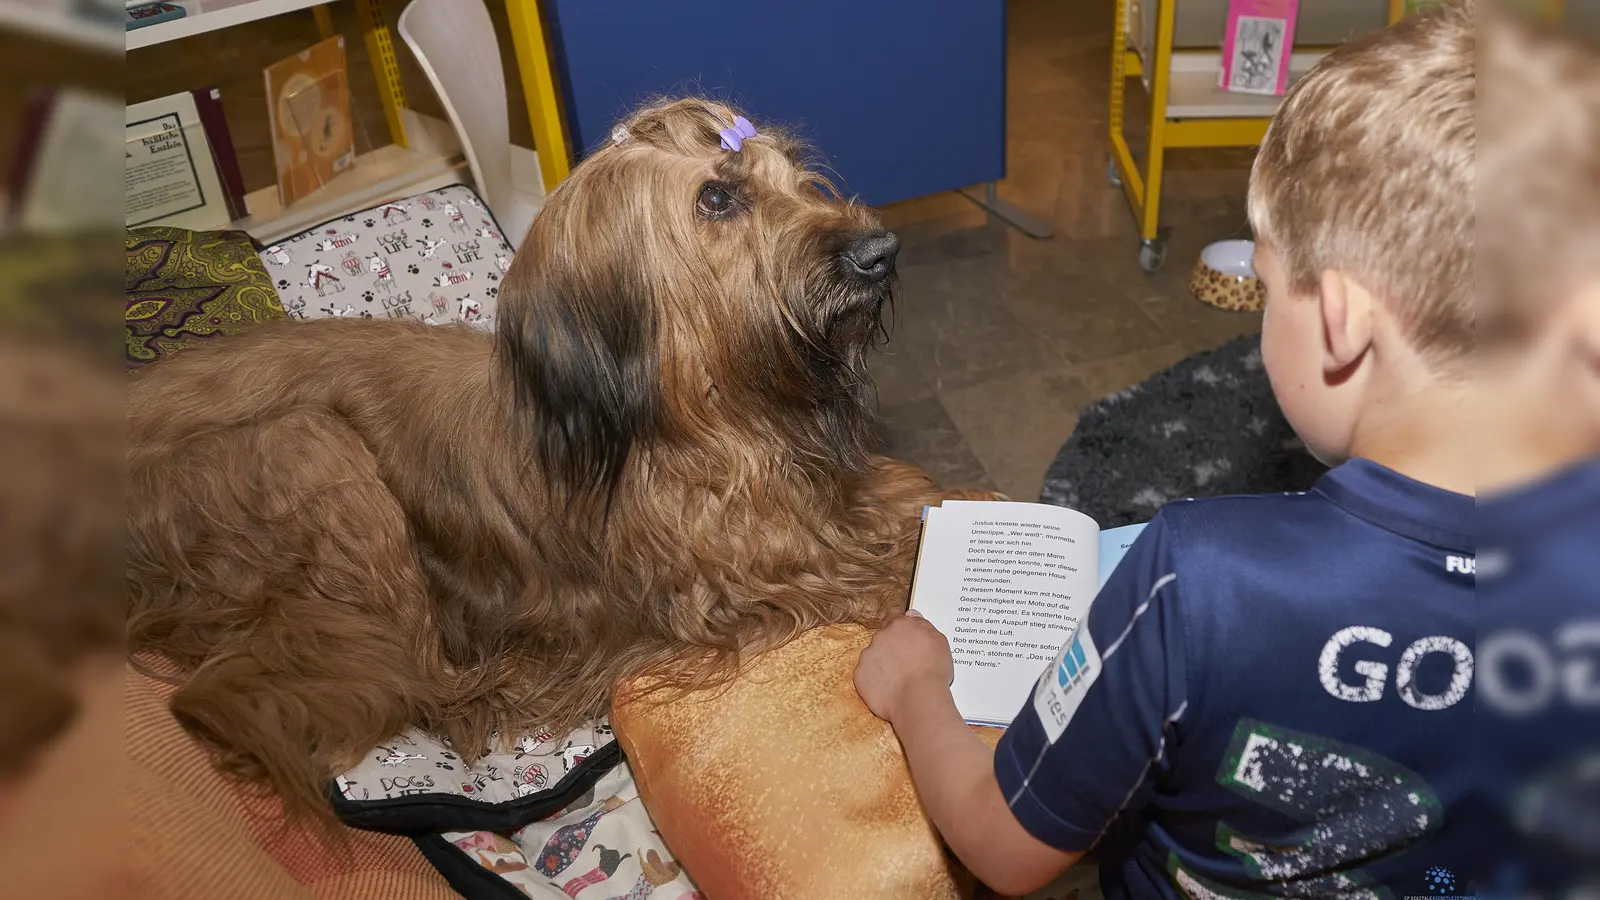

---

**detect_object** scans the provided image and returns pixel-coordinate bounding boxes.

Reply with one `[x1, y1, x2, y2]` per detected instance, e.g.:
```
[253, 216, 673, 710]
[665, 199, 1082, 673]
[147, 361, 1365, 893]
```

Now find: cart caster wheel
[1106, 157, 1123, 189]
[1138, 238, 1169, 274]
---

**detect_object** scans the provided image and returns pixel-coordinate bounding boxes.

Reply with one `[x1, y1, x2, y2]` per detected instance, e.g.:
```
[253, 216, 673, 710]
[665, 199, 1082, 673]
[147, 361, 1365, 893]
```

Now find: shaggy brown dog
[127, 98, 972, 819]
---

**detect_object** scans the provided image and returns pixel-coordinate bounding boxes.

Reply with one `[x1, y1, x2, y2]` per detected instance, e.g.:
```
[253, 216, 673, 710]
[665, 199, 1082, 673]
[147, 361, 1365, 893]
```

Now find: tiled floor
[873, 0, 1263, 501]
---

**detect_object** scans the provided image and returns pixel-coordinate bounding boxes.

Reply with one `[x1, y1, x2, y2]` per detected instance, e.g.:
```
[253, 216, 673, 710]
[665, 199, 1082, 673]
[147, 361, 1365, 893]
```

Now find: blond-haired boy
[854, 5, 1480, 897]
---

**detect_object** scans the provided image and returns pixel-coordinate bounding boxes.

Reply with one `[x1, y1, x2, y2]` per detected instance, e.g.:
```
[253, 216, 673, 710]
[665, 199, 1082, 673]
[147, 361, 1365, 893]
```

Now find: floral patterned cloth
[444, 764, 703, 900]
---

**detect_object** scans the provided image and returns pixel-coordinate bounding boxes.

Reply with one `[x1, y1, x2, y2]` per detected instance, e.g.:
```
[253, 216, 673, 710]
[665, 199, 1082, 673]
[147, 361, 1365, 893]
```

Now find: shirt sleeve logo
[1032, 628, 1102, 743]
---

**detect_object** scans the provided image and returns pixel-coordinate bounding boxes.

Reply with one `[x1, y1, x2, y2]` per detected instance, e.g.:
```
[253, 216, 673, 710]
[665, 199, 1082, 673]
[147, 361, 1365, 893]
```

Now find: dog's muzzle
[839, 230, 900, 284]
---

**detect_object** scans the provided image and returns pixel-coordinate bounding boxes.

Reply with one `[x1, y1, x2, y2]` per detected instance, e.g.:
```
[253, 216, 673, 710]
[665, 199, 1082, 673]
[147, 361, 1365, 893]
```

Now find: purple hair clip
[718, 116, 757, 152]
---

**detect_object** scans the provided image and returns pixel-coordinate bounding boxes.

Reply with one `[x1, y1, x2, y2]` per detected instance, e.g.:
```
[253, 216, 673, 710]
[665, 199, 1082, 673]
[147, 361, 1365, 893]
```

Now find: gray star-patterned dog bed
[1039, 335, 1327, 527]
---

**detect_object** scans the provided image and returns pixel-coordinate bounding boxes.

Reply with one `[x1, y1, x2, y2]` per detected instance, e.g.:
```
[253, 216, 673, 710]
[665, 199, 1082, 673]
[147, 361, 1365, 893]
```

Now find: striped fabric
[126, 659, 457, 899]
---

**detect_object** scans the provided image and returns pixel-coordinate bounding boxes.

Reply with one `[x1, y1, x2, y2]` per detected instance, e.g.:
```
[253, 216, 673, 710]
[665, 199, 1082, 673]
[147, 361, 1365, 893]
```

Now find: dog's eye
[696, 183, 736, 218]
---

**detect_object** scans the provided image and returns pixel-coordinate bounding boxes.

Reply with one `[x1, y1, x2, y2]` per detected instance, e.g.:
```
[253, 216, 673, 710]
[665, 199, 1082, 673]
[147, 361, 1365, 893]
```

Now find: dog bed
[260, 184, 512, 329]
[1039, 334, 1326, 525]
[429, 765, 703, 900]
[128, 186, 695, 899]
[331, 733, 703, 900]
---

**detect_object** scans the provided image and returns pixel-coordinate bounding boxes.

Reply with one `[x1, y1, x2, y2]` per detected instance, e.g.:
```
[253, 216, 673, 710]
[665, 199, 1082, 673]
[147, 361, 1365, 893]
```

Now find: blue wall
[544, 0, 1006, 208]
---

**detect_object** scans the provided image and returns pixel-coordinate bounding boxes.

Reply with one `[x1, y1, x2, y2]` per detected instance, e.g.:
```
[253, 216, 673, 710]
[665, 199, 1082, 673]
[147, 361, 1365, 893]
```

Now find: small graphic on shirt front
[1032, 628, 1101, 743]
[1212, 719, 1441, 892]
[1423, 866, 1457, 894]
[1400, 864, 1475, 899]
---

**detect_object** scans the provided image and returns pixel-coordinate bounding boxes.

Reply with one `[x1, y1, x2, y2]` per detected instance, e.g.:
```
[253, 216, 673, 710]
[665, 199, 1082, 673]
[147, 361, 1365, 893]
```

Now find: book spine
[905, 511, 930, 613]
[4, 89, 56, 223]
[264, 66, 288, 209]
[193, 88, 249, 222]
[125, 3, 185, 29]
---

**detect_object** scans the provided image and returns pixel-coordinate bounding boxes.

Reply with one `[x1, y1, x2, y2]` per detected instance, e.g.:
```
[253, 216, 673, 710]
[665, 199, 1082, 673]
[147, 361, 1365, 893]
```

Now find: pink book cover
[1219, 0, 1299, 95]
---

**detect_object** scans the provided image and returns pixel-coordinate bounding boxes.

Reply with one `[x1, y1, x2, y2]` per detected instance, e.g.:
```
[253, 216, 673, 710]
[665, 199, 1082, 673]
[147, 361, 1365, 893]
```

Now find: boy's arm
[857, 624, 1081, 895]
[858, 513, 1188, 893]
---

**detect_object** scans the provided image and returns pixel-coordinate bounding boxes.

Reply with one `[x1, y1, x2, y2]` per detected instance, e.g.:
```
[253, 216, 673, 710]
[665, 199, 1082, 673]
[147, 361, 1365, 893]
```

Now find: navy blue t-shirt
[1476, 460, 1600, 897]
[994, 459, 1476, 898]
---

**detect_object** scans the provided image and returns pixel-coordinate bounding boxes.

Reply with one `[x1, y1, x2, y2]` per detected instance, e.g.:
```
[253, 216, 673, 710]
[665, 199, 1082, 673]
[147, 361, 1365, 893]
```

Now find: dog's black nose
[841, 230, 900, 283]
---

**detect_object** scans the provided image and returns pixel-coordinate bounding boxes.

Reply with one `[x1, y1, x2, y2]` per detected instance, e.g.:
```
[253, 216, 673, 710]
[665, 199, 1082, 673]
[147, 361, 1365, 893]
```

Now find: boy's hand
[854, 612, 955, 724]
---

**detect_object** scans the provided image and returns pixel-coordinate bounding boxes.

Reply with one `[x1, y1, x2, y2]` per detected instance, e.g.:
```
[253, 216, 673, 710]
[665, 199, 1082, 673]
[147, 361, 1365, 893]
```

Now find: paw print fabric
[260, 184, 514, 332]
[331, 718, 614, 807]
[328, 721, 701, 899]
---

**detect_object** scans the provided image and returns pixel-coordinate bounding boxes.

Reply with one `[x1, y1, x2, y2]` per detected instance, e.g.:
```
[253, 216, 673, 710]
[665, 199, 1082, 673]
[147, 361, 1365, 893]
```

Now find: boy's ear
[1317, 268, 1374, 374]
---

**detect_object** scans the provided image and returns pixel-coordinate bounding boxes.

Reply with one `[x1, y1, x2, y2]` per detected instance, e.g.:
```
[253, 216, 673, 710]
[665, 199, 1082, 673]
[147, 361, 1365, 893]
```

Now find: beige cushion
[615, 625, 1004, 900]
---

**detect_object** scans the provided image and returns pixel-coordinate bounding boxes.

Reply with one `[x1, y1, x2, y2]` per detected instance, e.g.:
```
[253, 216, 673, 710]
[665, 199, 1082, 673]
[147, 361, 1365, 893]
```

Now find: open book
[908, 500, 1147, 728]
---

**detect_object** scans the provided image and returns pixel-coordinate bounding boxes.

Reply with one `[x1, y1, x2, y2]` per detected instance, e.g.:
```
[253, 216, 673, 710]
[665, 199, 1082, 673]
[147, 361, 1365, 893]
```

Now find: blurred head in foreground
[0, 338, 120, 779]
[0, 8, 125, 894]
[1475, 8, 1600, 897]
[0, 270, 122, 898]
[1480, 3, 1600, 490]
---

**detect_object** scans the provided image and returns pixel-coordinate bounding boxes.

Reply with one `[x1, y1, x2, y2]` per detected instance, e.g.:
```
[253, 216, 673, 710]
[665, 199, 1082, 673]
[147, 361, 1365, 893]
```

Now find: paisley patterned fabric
[124, 227, 286, 371]
[0, 232, 123, 351]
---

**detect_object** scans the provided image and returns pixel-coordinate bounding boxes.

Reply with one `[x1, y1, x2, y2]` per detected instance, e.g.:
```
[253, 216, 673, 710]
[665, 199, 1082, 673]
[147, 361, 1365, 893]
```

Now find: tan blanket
[125, 661, 456, 900]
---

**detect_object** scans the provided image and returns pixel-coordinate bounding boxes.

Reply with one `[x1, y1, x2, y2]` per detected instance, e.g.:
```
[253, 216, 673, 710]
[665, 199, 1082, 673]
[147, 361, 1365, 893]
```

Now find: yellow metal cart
[1111, 0, 1561, 274]
[342, 0, 572, 193]
[505, 0, 572, 192]
[346, 0, 573, 193]
[1107, 0, 1409, 273]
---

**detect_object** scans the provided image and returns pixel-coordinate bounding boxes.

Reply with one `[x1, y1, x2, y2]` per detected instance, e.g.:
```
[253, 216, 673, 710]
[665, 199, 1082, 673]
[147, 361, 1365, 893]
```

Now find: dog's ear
[496, 257, 662, 508]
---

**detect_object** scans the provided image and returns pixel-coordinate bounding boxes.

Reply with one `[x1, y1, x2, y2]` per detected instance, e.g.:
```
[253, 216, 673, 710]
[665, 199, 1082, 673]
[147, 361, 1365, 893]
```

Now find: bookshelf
[126, 0, 334, 51]
[1108, 0, 1384, 273]
[127, 0, 467, 243]
[1160, 50, 1326, 118]
[230, 143, 466, 244]
[125, 0, 567, 243]
[0, 5, 121, 54]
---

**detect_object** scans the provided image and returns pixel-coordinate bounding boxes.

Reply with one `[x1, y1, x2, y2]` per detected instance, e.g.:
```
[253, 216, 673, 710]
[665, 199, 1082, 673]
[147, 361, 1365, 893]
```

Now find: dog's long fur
[127, 98, 966, 819]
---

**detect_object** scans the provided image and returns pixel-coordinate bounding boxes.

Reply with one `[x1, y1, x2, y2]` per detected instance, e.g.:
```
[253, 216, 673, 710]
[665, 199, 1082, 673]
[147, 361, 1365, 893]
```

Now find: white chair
[399, 0, 542, 248]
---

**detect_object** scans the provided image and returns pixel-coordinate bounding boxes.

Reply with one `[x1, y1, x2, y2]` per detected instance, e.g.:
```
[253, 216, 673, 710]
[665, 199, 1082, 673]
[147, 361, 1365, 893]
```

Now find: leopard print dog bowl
[1189, 239, 1265, 312]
